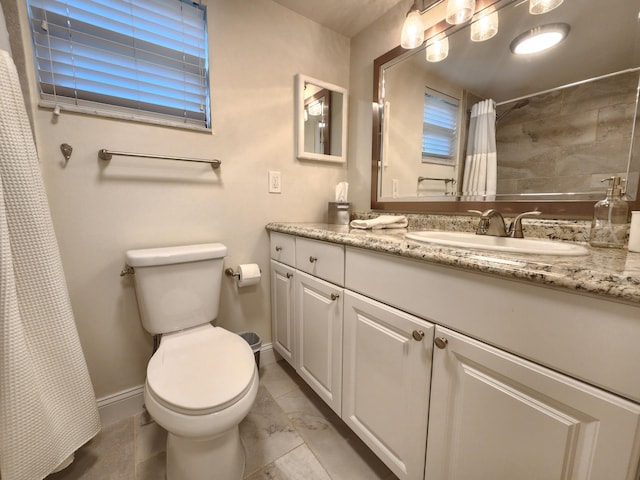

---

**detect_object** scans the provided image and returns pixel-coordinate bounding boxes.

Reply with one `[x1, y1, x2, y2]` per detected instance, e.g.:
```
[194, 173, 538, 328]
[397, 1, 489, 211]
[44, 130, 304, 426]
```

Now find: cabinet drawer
[296, 237, 345, 286]
[270, 232, 296, 266]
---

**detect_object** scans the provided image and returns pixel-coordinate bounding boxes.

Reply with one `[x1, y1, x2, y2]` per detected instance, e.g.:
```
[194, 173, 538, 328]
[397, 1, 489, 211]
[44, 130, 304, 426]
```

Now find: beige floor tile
[259, 360, 304, 399]
[48, 418, 135, 480]
[135, 451, 165, 480]
[244, 445, 331, 480]
[134, 411, 167, 464]
[276, 386, 396, 480]
[240, 385, 304, 477]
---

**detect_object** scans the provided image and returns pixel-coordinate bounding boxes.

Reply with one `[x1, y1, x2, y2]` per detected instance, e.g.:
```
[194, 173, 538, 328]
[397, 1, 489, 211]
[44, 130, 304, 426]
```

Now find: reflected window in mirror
[422, 89, 459, 166]
[296, 74, 348, 163]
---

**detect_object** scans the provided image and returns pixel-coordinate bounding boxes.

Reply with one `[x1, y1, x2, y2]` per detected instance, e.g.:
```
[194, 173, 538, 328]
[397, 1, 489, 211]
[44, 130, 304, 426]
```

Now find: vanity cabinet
[269, 260, 295, 365]
[426, 326, 640, 480]
[343, 291, 433, 480]
[295, 270, 343, 415]
[269, 231, 640, 480]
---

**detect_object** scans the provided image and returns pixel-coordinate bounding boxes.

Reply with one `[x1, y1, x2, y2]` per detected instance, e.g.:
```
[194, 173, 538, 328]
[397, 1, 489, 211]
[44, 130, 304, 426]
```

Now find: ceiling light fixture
[510, 23, 570, 55]
[426, 34, 449, 62]
[400, 1, 425, 49]
[446, 0, 476, 25]
[470, 7, 499, 42]
[529, 0, 564, 15]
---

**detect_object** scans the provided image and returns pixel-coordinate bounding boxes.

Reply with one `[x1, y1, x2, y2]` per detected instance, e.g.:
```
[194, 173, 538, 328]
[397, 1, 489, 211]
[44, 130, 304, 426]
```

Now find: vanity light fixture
[529, 0, 563, 15]
[401, 0, 425, 49]
[446, 0, 475, 25]
[470, 7, 499, 42]
[510, 23, 570, 55]
[426, 34, 449, 62]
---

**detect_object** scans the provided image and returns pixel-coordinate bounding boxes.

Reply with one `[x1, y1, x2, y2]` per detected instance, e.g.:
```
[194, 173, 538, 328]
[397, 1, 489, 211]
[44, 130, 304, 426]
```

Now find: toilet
[125, 243, 258, 480]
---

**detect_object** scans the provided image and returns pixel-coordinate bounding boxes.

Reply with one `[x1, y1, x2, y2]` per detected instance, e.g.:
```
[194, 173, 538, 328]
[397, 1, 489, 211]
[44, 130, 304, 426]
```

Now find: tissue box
[328, 202, 351, 225]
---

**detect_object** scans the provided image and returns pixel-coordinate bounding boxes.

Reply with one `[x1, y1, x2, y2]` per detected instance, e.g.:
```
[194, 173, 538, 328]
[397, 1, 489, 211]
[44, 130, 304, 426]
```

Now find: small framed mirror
[295, 74, 348, 163]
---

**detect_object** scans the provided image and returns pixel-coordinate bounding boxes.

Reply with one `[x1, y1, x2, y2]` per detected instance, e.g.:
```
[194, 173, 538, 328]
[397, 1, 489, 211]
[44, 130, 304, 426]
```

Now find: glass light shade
[446, 0, 475, 25]
[426, 36, 449, 62]
[400, 10, 424, 49]
[470, 9, 499, 42]
[529, 0, 564, 14]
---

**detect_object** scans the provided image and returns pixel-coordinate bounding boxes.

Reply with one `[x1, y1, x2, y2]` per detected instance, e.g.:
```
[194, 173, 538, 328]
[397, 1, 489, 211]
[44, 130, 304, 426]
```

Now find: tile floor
[48, 360, 398, 479]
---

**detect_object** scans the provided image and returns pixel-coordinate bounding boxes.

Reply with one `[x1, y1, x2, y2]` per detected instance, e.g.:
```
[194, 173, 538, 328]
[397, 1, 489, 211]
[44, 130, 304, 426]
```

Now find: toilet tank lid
[126, 243, 227, 267]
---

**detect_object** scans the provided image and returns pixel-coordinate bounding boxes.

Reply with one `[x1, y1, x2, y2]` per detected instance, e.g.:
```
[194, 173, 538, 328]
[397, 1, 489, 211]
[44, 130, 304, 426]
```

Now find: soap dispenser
[589, 176, 629, 248]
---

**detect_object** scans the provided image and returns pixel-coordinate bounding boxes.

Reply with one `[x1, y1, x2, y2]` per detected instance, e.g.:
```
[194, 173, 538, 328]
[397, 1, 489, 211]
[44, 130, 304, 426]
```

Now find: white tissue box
[328, 202, 351, 225]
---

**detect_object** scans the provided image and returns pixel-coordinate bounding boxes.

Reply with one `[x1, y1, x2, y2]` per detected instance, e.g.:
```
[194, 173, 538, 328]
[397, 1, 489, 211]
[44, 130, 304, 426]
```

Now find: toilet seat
[146, 325, 256, 415]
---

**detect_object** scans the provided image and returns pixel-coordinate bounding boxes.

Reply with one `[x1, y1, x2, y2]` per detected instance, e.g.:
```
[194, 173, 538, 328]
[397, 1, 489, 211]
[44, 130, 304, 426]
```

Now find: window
[26, 0, 210, 130]
[422, 89, 459, 165]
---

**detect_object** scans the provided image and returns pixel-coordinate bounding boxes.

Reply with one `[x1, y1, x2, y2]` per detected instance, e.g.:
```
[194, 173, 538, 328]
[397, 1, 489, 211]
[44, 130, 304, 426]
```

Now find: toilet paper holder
[225, 266, 262, 279]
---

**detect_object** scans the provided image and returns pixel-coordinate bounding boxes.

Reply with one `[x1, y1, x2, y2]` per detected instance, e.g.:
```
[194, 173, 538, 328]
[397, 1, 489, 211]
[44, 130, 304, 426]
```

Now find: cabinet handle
[412, 330, 425, 341]
[309, 256, 318, 263]
[275, 246, 283, 252]
[434, 337, 448, 349]
[286, 273, 293, 278]
[330, 293, 340, 301]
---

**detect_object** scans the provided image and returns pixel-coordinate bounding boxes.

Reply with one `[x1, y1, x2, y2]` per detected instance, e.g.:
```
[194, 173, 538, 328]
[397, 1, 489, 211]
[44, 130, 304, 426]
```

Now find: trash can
[239, 332, 262, 368]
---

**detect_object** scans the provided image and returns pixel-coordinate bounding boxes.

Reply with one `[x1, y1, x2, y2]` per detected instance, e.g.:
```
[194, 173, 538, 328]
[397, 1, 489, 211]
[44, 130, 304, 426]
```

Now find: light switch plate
[269, 171, 282, 193]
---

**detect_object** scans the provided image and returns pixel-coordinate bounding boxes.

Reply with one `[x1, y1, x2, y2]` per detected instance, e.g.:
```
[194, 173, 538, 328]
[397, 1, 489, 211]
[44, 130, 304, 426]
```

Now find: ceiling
[271, 0, 406, 37]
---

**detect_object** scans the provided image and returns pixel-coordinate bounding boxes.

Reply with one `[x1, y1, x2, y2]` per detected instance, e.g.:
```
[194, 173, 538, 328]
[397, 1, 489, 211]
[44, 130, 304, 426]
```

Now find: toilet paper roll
[237, 263, 261, 287]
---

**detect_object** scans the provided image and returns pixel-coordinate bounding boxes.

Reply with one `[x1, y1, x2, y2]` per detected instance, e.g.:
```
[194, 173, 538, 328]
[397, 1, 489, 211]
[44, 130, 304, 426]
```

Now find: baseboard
[97, 384, 145, 427]
[97, 342, 277, 426]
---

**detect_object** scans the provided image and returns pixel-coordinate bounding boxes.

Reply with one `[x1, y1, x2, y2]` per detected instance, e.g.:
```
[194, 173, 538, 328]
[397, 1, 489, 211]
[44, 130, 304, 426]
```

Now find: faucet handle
[467, 209, 483, 216]
[509, 210, 542, 238]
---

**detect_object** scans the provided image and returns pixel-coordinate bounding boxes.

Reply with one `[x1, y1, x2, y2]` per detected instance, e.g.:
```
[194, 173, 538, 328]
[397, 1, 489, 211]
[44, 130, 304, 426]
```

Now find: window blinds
[422, 90, 459, 162]
[27, 0, 209, 129]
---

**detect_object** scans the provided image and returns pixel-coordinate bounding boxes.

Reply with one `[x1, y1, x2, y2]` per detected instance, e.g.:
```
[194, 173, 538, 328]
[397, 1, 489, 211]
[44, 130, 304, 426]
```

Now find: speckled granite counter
[266, 222, 640, 305]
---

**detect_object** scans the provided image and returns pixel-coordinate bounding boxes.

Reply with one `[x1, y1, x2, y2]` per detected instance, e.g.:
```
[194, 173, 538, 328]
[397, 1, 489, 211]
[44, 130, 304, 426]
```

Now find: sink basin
[405, 231, 589, 256]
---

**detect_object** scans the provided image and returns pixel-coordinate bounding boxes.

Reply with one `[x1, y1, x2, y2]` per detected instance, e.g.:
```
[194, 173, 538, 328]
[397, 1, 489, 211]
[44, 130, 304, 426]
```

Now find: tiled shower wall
[496, 71, 639, 195]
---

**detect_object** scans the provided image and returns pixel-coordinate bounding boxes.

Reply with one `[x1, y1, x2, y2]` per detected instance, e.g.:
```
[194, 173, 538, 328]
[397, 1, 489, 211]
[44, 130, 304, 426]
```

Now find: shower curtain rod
[98, 148, 221, 169]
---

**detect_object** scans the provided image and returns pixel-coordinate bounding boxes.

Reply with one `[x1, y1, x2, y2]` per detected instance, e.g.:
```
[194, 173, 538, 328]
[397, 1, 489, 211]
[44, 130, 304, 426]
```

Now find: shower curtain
[0, 48, 100, 479]
[462, 99, 497, 198]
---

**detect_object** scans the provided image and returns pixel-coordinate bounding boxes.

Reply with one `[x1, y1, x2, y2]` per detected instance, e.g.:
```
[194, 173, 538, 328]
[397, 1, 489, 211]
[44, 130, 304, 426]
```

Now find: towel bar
[98, 149, 221, 169]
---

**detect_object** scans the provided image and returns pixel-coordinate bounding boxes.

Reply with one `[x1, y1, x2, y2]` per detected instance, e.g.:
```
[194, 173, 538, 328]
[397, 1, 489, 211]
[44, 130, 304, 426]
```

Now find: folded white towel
[350, 215, 408, 230]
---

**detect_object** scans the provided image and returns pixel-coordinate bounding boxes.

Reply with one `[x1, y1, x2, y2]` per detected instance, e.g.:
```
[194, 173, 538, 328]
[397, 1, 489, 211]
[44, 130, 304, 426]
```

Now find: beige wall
[5, 0, 349, 399]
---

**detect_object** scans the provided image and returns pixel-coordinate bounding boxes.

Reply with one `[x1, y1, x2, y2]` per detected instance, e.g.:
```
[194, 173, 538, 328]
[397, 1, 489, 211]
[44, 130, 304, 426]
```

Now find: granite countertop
[266, 221, 640, 305]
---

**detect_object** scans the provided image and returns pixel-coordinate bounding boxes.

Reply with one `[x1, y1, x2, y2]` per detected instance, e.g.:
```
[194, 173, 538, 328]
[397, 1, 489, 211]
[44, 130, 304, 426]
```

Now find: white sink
[405, 231, 589, 256]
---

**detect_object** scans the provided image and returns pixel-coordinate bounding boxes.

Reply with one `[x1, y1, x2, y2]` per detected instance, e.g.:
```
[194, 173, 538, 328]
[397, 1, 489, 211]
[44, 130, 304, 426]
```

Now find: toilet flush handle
[120, 265, 134, 276]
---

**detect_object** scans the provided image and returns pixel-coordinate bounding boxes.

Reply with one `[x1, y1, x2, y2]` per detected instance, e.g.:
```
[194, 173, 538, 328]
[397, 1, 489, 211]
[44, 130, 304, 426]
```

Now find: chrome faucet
[469, 209, 541, 238]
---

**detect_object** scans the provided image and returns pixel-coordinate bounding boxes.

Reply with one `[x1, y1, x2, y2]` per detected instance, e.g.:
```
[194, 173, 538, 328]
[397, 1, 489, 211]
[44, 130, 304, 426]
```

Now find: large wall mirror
[296, 74, 348, 163]
[372, 0, 640, 216]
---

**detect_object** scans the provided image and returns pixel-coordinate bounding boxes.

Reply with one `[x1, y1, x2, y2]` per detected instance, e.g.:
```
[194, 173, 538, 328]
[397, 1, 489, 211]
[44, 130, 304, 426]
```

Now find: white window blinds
[26, 0, 210, 130]
[422, 89, 459, 163]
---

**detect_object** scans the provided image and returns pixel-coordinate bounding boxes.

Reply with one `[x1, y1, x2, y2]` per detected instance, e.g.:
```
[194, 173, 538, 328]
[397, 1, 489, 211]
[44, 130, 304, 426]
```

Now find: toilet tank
[126, 243, 227, 335]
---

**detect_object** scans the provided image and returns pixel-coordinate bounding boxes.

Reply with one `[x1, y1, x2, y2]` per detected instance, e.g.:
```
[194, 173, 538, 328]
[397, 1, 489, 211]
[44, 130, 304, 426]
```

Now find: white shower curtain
[0, 49, 100, 479]
[462, 99, 497, 198]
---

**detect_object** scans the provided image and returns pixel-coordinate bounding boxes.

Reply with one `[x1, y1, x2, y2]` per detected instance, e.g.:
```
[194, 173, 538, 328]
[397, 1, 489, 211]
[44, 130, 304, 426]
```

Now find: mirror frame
[296, 74, 348, 163]
[371, 1, 640, 218]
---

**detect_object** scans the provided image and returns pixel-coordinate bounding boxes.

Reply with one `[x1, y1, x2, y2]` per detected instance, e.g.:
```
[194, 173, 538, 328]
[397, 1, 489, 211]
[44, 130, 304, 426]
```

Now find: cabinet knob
[330, 293, 340, 301]
[286, 273, 293, 278]
[309, 256, 318, 263]
[275, 246, 283, 252]
[412, 330, 425, 341]
[434, 337, 448, 349]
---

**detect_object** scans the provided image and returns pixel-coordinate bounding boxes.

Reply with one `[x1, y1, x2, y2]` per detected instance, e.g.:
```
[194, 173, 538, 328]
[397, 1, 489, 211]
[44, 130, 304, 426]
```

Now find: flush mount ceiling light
[529, 0, 564, 15]
[510, 23, 570, 55]
[470, 7, 499, 42]
[446, 0, 476, 25]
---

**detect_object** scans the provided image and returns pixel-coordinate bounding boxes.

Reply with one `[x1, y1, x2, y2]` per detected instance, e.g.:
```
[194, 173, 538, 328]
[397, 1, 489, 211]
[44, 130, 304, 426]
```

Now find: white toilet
[125, 243, 259, 480]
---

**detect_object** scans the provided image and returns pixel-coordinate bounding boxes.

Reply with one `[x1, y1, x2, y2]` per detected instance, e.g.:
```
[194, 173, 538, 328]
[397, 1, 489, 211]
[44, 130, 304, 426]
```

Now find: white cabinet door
[270, 260, 295, 366]
[295, 270, 343, 415]
[426, 326, 640, 480]
[343, 291, 434, 480]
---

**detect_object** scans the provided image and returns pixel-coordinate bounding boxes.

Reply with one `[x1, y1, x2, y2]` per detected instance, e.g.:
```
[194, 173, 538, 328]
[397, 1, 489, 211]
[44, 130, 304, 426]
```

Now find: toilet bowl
[125, 243, 258, 480]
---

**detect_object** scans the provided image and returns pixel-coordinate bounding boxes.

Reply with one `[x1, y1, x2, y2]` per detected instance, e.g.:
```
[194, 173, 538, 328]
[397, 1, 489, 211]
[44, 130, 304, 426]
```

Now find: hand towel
[350, 215, 409, 230]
